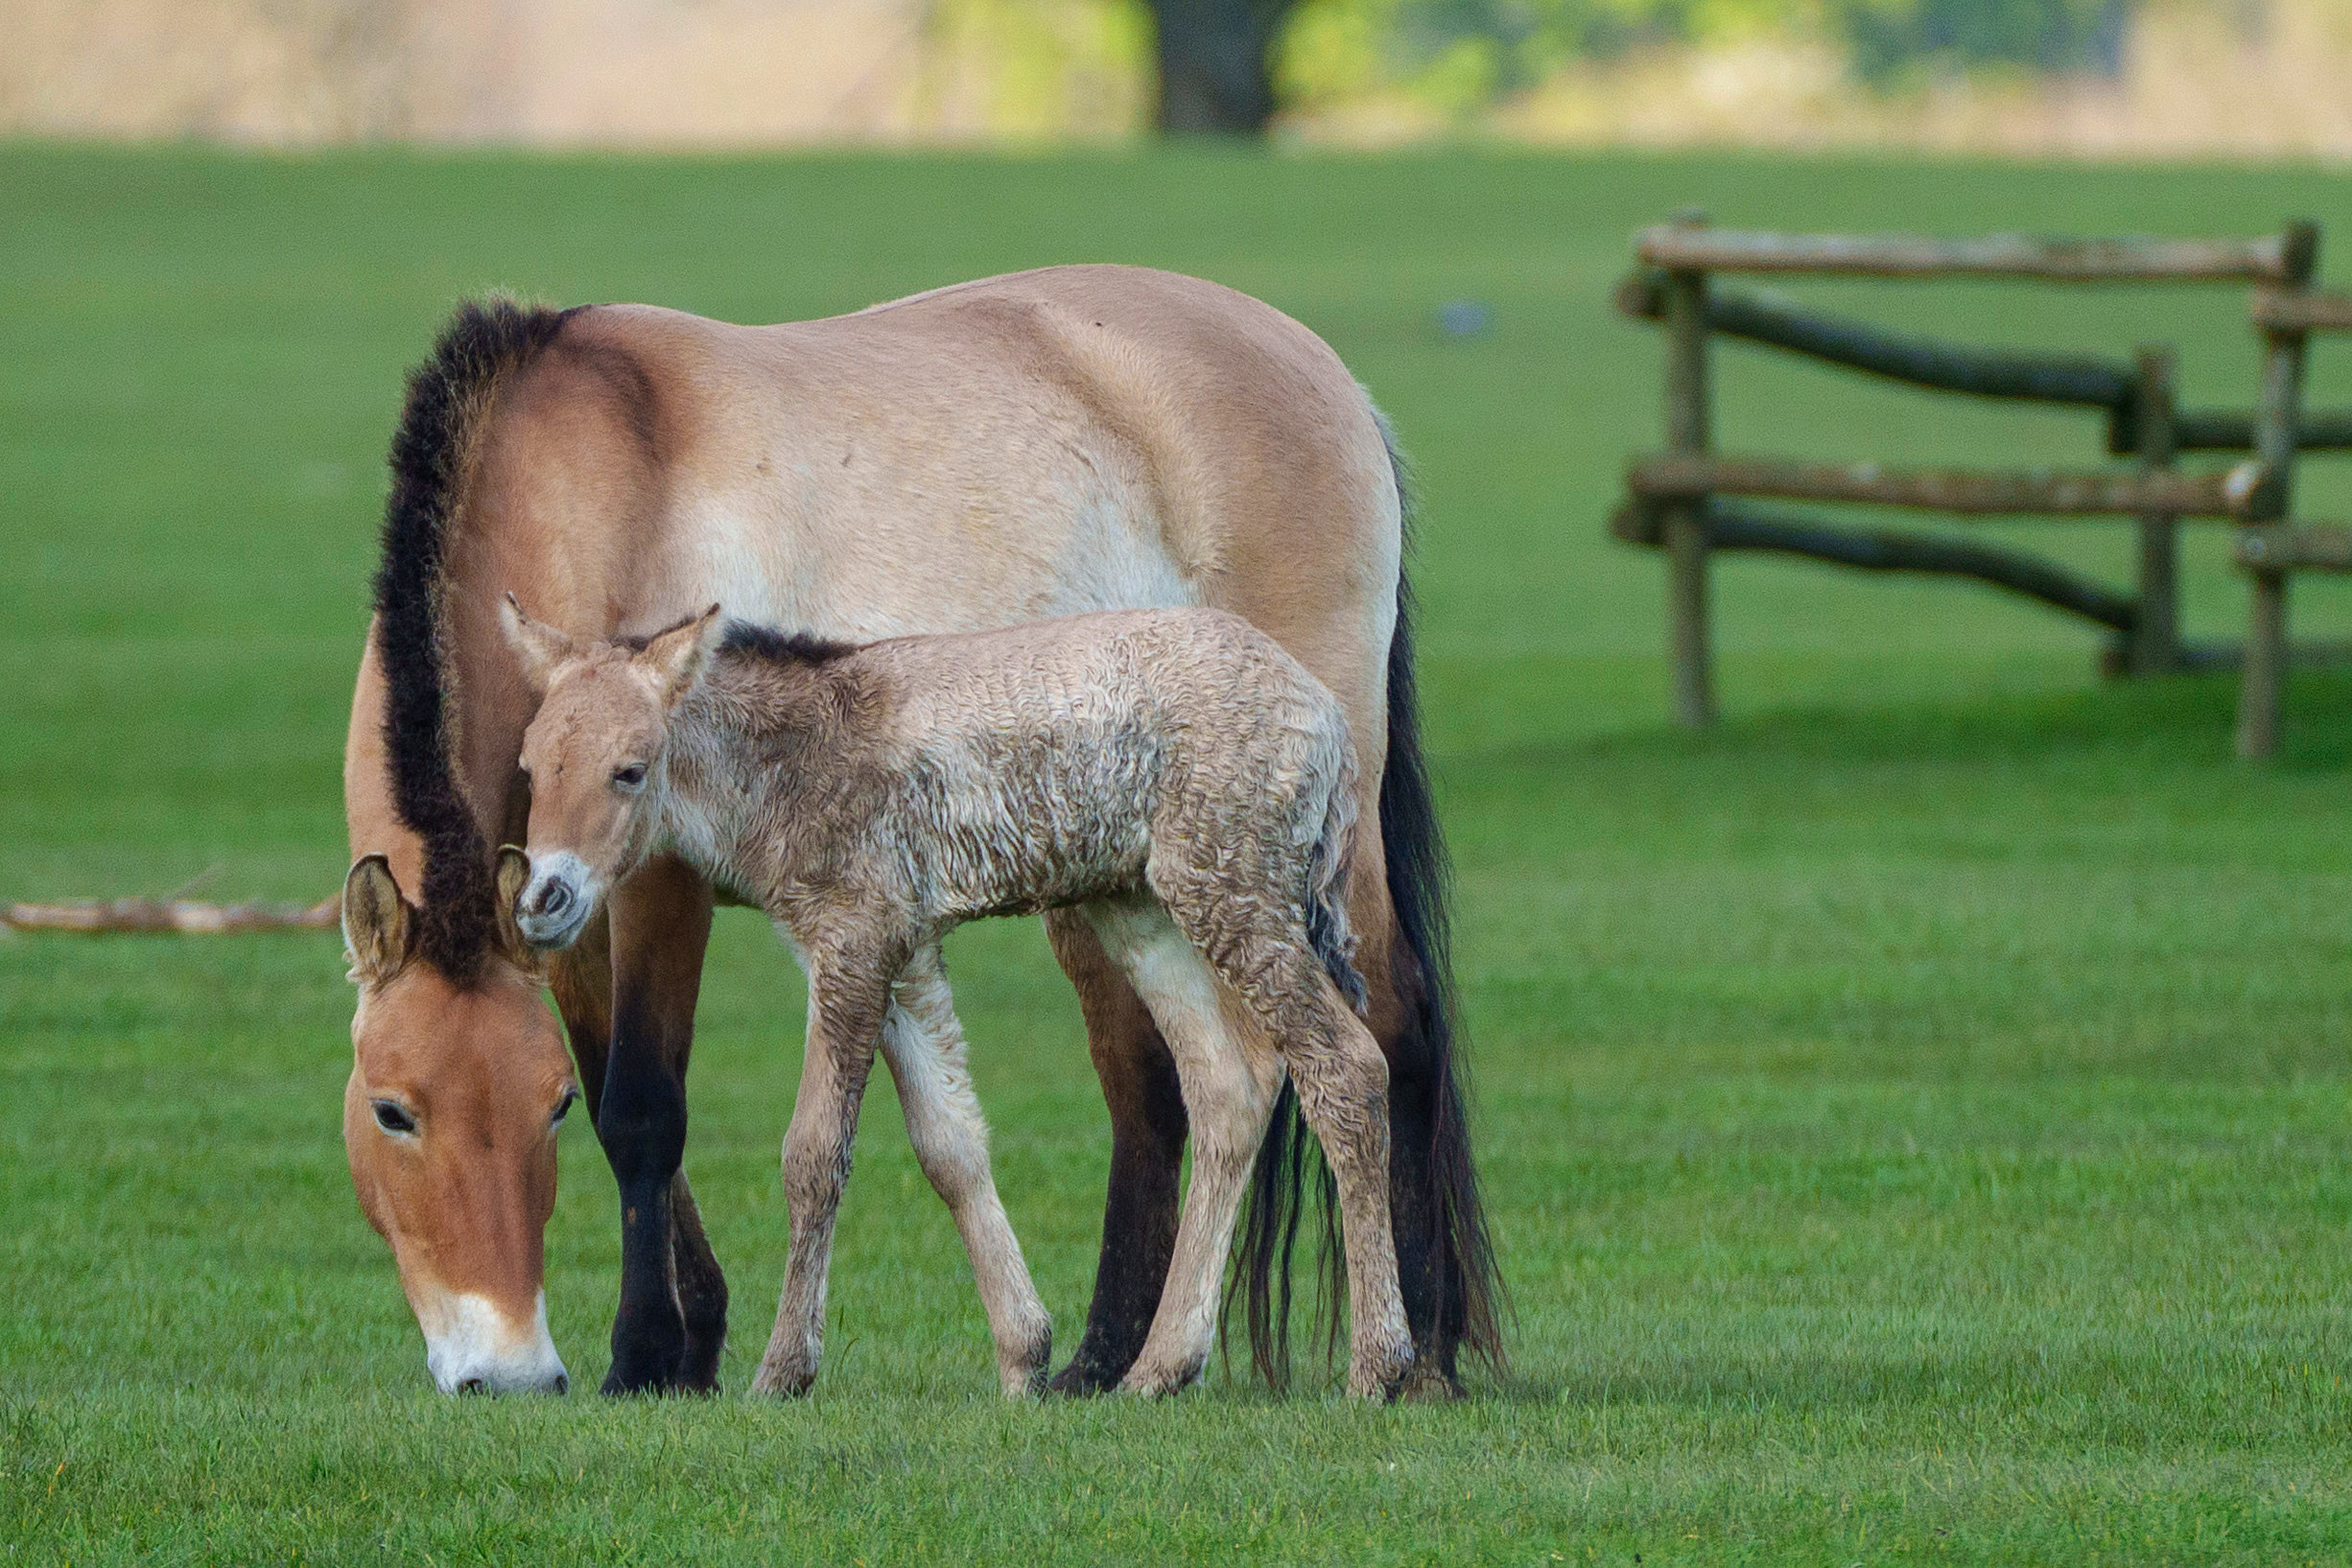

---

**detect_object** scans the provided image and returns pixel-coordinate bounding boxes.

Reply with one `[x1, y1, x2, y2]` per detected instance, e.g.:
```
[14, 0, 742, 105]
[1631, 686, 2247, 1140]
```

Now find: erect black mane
[718, 620, 863, 666]
[373, 296, 577, 981]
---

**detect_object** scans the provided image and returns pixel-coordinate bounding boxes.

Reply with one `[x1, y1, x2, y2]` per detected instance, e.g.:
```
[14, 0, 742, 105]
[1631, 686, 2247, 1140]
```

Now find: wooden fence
[1611, 214, 2352, 758]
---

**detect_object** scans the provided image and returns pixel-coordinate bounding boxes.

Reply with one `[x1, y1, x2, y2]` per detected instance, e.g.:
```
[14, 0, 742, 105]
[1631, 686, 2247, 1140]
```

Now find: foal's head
[501, 597, 723, 950]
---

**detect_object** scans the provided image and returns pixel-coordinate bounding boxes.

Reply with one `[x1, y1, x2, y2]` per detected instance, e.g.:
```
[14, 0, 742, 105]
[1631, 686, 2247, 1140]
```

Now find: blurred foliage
[1277, 0, 2135, 115]
[919, 0, 1154, 139]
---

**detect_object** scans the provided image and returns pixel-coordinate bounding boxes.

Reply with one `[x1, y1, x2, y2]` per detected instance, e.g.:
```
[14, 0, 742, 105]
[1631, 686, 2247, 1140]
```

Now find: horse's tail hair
[1371, 416, 1507, 1380]
[374, 295, 576, 980]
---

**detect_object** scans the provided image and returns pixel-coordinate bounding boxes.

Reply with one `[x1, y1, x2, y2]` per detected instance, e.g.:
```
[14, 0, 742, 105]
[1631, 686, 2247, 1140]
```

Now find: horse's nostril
[537, 880, 572, 918]
[457, 1376, 488, 1395]
[553, 1372, 570, 1395]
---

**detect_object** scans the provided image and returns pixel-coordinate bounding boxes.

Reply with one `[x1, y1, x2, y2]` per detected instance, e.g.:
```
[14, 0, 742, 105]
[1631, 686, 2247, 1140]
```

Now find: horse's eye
[612, 762, 647, 790]
[371, 1099, 418, 1135]
[552, 1089, 578, 1129]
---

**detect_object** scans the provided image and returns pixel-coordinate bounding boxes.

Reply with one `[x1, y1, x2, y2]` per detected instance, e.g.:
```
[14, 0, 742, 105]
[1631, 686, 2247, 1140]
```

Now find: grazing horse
[339, 267, 1500, 1397]
[501, 602, 1412, 1399]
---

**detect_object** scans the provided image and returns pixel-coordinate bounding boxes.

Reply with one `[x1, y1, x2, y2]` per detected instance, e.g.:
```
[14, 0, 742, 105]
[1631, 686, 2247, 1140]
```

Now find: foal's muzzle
[514, 854, 598, 950]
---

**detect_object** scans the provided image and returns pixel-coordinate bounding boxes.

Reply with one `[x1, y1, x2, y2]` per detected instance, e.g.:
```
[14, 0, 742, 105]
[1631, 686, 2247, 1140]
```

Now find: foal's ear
[491, 845, 541, 973]
[341, 854, 415, 986]
[638, 604, 725, 706]
[500, 593, 580, 696]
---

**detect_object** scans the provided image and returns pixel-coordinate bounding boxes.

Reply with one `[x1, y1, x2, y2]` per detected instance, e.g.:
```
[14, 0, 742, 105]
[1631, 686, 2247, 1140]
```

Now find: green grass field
[7, 143, 2352, 1563]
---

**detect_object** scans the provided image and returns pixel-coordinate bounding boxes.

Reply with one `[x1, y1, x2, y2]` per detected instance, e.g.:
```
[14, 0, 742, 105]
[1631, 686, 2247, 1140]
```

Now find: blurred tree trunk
[1146, 0, 1301, 135]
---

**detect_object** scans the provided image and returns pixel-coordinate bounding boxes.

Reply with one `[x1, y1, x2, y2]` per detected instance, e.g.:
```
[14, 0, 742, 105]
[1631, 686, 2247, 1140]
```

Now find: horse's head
[340, 852, 576, 1394]
[501, 597, 721, 950]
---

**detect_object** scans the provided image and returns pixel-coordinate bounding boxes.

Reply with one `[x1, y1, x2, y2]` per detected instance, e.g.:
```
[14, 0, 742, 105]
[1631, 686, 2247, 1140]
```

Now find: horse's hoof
[1398, 1362, 1466, 1403]
[1043, 1355, 1119, 1397]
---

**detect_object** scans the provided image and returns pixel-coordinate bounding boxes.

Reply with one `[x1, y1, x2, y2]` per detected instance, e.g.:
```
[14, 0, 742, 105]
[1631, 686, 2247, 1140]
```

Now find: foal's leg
[1258, 968, 1414, 1400]
[1083, 898, 1282, 1398]
[879, 943, 1052, 1395]
[752, 948, 898, 1397]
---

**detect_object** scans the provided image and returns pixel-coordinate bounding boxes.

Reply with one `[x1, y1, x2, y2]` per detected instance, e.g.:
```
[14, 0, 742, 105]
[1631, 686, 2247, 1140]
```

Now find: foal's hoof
[749, 1361, 818, 1398]
[1117, 1355, 1206, 1399]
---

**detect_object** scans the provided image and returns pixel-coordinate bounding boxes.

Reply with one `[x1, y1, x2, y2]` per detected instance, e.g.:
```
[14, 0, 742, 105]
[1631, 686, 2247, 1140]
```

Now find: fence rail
[2251, 289, 2352, 334]
[1634, 225, 2316, 283]
[1627, 454, 2267, 519]
[1613, 270, 2352, 454]
[1611, 501, 2139, 634]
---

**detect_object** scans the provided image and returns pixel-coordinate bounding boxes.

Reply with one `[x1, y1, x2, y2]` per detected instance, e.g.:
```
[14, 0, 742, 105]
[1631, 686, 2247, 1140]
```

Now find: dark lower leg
[1383, 1064, 1461, 1392]
[1044, 912, 1188, 1395]
[670, 1172, 728, 1391]
[596, 857, 717, 1395]
[555, 916, 729, 1393]
[600, 1034, 689, 1393]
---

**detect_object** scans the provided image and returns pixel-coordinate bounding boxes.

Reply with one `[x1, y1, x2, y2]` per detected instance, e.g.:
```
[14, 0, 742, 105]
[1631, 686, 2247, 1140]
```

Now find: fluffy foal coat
[502, 600, 1414, 1399]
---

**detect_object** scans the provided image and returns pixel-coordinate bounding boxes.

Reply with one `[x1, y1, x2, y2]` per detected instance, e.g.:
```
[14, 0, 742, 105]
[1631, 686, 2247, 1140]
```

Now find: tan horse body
[341, 266, 1497, 1396]
[498, 604, 1411, 1398]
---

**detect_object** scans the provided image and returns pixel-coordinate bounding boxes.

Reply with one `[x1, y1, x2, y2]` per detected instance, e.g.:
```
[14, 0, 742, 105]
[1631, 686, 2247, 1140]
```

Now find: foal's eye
[612, 762, 647, 790]
[371, 1099, 418, 1136]
[552, 1089, 578, 1129]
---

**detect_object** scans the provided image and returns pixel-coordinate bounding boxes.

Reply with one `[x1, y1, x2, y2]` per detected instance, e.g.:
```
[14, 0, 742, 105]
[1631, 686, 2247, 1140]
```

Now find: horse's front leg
[1042, 910, 1188, 1395]
[753, 944, 897, 1397]
[547, 901, 732, 1392]
[881, 944, 1052, 1395]
[584, 855, 719, 1394]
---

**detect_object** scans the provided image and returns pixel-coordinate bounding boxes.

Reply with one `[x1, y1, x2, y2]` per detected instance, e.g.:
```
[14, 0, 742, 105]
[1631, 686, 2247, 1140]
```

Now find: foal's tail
[1304, 754, 1369, 1018]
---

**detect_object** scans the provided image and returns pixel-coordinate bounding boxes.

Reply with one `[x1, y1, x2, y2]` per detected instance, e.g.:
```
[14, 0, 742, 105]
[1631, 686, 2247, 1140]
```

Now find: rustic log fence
[1611, 215, 2352, 755]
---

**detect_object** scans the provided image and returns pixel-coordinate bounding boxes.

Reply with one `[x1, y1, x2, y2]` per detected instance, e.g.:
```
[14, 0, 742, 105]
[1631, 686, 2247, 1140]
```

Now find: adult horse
[339, 266, 1500, 1396]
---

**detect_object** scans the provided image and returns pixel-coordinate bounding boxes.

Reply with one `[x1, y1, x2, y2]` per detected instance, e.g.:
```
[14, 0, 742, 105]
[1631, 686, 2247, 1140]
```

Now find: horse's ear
[500, 593, 579, 696]
[638, 604, 724, 706]
[341, 854, 415, 986]
[492, 845, 541, 973]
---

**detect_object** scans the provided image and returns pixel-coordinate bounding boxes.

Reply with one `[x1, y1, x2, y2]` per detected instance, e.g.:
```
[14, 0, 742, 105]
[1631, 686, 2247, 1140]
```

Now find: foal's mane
[374, 296, 578, 981]
[717, 621, 862, 666]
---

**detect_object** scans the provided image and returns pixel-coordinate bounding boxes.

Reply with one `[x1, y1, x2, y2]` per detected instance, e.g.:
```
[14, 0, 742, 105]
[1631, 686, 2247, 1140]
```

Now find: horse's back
[510, 270, 1397, 652]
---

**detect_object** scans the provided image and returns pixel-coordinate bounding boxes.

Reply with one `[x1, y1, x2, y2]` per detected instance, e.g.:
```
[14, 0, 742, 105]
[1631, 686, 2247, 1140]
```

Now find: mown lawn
[4, 143, 2352, 1563]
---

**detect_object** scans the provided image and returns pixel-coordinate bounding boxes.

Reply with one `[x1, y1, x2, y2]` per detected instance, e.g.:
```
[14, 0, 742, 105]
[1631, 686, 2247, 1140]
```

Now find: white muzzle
[514, 853, 599, 951]
[417, 1289, 570, 1395]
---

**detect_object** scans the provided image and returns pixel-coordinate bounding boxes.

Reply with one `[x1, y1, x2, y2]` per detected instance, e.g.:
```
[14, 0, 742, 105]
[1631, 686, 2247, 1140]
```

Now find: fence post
[2236, 219, 2319, 760]
[1661, 212, 1714, 727]
[2129, 344, 2179, 675]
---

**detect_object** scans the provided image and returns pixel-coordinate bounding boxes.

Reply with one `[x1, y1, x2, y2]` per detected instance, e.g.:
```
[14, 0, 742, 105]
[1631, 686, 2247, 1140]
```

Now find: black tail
[1224, 421, 1506, 1388]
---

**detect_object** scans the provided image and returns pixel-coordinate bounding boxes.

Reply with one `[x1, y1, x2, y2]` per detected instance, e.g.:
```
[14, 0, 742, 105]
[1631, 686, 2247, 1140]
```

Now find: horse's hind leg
[1041, 910, 1188, 1395]
[880, 943, 1052, 1395]
[1083, 897, 1282, 1398]
[753, 948, 896, 1397]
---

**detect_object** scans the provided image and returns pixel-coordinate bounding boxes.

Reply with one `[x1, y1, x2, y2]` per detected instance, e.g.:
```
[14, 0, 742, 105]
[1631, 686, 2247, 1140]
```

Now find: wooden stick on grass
[2, 898, 338, 934]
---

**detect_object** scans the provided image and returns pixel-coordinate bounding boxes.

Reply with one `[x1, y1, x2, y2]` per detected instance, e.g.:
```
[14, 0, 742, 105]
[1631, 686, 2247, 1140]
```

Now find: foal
[500, 599, 1414, 1400]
